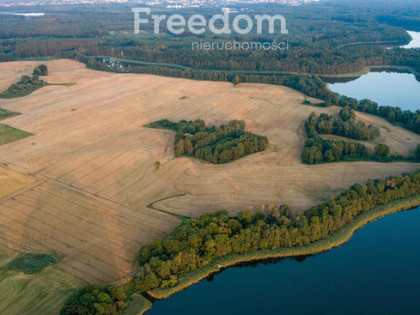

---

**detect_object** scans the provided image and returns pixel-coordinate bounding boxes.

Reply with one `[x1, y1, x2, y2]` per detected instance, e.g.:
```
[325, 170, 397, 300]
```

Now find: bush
[7, 253, 58, 274]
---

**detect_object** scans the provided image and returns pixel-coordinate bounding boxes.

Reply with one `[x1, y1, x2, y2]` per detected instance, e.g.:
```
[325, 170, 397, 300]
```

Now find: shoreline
[147, 195, 420, 301]
[82, 56, 420, 82]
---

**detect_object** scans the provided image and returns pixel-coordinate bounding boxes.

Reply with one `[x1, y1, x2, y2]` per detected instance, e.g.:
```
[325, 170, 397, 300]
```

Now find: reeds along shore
[148, 195, 420, 300]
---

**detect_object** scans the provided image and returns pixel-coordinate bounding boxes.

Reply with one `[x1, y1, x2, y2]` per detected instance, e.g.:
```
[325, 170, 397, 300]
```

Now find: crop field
[0, 245, 85, 315]
[0, 59, 419, 288]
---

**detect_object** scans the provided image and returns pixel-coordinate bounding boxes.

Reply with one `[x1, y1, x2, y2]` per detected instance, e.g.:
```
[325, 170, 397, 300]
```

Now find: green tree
[375, 143, 390, 157]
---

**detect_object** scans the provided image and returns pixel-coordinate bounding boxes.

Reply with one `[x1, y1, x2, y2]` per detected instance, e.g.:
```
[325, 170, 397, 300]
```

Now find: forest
[0, 65, 48, 98]
[146, 119, 268, 164]
[0, 1, 419, 76]
[60, 170, 420, 314]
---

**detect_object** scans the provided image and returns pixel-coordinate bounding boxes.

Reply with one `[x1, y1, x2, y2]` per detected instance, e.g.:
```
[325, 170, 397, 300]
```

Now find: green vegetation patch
[7, 253, 60, 274]
[123, 294, 152, 315]
[146, 119, 268, 164]
[0, 75, 47, 99]
[0, 65, 48, 99]
[0, 109, 20, 121]
[313, 107, 380, 141]
[0, 124, 32, 146]
[302, 98, 327, 107]
[300, 110, 414, 164]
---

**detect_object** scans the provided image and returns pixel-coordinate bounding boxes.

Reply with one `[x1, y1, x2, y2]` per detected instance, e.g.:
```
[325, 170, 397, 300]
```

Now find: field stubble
[0, 59, 418, 285]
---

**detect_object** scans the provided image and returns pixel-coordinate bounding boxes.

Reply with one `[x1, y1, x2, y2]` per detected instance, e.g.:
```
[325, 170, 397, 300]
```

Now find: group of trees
[147, 119, 268, 164]
[416, 144, 420, 160]
[312, 108, 380, 141]
[61, 171, 420, 314]
[0, 65, 48, 98]
[302, 136, 370, 164]
[60, 284, 131, 315]
[33, 64, 48, 76]
[302, 109, 404, 164]
[302, 112, 390, 164]
[337, 97, 420, 135]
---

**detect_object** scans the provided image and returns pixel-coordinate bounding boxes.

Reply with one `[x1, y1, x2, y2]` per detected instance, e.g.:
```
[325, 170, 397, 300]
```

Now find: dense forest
[0, 65, 48, 98]
[61, 170, 420, 314]
[147, 119, 268, 164]
[0, 1, 419, 75]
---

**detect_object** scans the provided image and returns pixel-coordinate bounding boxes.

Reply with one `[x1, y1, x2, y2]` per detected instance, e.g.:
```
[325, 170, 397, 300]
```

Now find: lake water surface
[148, 206, 420, 314]
[328, 72, 420, 111]
[401, 31, 420, 49]
[327, 30, 420, 112]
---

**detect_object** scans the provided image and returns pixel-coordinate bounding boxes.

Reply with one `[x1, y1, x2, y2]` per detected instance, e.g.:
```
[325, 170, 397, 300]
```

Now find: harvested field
[0, 165, 34, 199]
[0, 59, 418, 285]
[0, 246, 85, 315]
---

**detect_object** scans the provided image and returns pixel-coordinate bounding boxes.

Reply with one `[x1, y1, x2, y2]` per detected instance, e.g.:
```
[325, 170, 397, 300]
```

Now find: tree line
[61, 171, 420, 314]
[147, 119, 268, 164]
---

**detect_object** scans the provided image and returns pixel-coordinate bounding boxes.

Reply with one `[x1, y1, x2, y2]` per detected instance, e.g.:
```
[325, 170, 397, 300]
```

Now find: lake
[0, 12, 45, 17]
[401, 31, 420, 49]
[328, 71, 420, 112]
[148, 206, 420, 314]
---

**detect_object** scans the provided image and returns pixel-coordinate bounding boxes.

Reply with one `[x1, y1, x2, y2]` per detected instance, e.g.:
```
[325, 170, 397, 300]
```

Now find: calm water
[401, 31, 420, 49]
[328, 72, 420, 111]
[148, 206, 420, 314]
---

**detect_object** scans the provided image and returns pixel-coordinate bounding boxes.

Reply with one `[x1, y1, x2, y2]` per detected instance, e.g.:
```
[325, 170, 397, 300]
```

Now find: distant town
[0, 0, 321, 8]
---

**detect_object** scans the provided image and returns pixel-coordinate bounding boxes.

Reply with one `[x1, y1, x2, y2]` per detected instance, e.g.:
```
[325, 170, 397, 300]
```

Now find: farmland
[0, 245, 85, 315]
[0, 59, 418, 291]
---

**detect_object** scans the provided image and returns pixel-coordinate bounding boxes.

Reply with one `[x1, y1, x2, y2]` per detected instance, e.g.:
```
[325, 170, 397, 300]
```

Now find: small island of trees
[146, 119, 268, 164]
[0, 65, 48, 98]
[300, 110, 412, 164]
[313, 107, 380, 141]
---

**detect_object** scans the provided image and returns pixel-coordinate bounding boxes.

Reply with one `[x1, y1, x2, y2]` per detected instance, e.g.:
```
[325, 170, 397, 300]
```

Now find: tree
[375, 144, 390, 157]
[33, 64, 48, 76]
[232, 76, 241, 85]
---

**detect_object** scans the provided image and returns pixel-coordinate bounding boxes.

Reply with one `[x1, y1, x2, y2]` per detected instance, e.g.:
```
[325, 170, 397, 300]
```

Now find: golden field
[0, 59, 419, 285]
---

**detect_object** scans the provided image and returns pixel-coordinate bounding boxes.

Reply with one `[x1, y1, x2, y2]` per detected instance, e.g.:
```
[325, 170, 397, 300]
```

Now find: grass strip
[147, 194, 189, 220]
[0, 124, 32, 146]
[122, 294, 152, 315]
